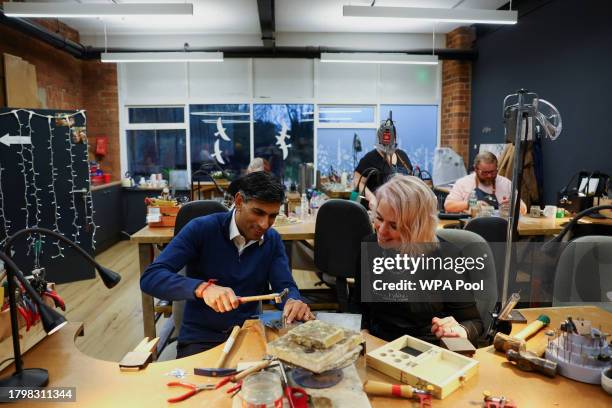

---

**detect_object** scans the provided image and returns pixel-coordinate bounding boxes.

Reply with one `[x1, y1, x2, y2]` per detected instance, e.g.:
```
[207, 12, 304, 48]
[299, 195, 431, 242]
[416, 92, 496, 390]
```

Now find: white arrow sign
[0, 134, 31, 146]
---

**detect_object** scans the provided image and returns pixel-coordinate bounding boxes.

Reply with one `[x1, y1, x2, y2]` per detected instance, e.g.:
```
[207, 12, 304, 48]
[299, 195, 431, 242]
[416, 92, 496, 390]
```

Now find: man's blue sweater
[140, 211, 300, 343]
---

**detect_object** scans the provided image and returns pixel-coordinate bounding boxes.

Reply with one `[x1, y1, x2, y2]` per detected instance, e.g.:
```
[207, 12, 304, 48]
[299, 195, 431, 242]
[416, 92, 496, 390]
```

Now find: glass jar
[240, 371, 283, 408]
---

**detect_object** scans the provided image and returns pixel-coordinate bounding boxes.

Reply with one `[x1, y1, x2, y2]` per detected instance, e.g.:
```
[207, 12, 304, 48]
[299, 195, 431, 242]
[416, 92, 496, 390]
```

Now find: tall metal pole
[501, 90, 528, 304]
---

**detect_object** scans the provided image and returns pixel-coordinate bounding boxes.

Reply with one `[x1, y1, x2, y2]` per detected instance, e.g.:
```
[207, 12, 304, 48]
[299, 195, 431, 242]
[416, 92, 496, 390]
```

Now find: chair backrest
[436, 228, 498, 330]
[174, 200, 228, 236]
[172, 200, 228, 346]
[553, 235, 612, 311]
[464, 216, 508, 243]
[314, 199, 373, 279]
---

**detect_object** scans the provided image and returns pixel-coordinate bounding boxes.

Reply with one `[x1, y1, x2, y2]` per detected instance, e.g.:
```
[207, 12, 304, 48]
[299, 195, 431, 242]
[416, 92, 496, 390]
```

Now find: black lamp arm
[3, 227, 120, 289]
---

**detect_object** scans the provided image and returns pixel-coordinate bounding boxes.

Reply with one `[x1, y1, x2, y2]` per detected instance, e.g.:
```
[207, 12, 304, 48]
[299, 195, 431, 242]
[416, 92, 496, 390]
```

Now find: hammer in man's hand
[494, 314, 550, 354]
[237, 288, 289, 304]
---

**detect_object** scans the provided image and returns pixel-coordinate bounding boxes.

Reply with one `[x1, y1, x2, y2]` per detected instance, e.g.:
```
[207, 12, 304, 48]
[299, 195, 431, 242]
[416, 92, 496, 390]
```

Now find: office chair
[464, 217, 509, 295]
[314, 199, 373, 312]
[436, 229, 498, 332]
[157, 200, 228, 360]
[553, 236, 612, 312]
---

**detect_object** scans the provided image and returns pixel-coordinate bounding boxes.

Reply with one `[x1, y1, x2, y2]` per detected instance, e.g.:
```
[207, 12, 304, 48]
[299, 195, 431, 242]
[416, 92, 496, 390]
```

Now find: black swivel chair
[314, 199, 373, 312]
[464, 217, 509, 296]
[157, 200, 228, 360]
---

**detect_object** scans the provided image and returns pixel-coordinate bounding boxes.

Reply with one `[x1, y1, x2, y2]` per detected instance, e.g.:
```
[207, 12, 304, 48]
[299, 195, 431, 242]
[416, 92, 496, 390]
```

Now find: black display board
[0, 108, 95, 283]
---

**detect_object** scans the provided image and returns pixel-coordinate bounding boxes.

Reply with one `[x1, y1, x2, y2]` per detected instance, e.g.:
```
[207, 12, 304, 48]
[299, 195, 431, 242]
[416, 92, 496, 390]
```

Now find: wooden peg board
[366, 335, 478, 399]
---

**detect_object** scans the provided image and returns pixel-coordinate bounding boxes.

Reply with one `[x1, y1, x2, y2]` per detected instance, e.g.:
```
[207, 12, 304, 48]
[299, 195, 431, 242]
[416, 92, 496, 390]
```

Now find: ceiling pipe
[1, 12, 477, 61]
[0, 11, 89, 59]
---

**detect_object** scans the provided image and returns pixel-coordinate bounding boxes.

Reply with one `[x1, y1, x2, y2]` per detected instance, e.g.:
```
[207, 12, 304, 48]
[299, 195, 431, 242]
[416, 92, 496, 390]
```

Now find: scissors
[166, 381, 216, 403]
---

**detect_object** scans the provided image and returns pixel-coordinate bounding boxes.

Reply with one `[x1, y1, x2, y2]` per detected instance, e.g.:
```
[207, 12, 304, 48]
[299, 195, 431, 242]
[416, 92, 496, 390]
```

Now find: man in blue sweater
[140, 172, 313, 358]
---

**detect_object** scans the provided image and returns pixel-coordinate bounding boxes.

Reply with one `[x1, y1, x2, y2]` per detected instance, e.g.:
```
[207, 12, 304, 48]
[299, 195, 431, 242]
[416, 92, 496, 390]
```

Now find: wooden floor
[56, 240, 147, 362]
[51, 239, 324, 362]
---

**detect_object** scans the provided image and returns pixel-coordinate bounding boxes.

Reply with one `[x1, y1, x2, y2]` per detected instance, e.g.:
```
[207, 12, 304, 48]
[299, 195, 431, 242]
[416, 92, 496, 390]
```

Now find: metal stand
[500, 89, 538, 304]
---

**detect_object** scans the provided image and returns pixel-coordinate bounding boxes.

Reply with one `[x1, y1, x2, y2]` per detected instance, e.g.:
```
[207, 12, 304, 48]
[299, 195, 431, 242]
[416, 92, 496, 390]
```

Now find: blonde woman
[353, 175, 483, 345]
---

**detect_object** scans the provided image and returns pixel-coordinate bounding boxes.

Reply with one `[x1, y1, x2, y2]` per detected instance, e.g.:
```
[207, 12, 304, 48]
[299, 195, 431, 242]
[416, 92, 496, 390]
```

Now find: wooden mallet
[493, 314, 550, 353]
[238, 288, 289, 304]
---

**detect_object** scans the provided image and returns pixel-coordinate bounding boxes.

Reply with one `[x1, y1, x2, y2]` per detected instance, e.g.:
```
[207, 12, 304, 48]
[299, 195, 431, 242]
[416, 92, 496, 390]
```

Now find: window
[125, 106, 187, 180]
[254, 104, 314, 185]
[128, 107, 184, 124]
[126, 129, 187, 178]
[380, 105, 438, 175]
[317, 128, 376, 176]
[189, 104, 250, 179]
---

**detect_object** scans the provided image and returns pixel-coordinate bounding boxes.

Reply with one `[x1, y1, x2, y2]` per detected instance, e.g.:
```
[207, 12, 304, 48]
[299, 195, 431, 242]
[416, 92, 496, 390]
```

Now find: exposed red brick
[0, 23, 120, 180]
[440, 27, 475, 164]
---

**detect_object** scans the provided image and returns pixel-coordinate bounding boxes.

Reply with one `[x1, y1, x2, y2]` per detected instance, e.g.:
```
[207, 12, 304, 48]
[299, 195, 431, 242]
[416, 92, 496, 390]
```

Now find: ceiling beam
[257, 0, 275, 48]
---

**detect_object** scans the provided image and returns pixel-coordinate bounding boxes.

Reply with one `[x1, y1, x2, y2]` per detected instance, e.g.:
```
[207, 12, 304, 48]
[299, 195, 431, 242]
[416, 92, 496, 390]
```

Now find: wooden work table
[2, 306, 611, 407]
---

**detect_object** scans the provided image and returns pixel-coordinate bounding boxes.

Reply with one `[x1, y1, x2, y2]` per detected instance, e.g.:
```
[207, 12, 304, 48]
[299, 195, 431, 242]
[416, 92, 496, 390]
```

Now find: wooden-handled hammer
[238, 288, 289, 304]
[494, 314, 550, 353]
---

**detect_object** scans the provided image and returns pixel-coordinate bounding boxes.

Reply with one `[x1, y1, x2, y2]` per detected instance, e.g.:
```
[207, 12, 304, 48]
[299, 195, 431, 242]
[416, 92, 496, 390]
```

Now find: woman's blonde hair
[375, 175, 439, 247]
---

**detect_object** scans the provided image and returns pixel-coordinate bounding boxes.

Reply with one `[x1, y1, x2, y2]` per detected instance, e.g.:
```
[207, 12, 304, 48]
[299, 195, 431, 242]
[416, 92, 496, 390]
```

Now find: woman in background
[353, 175, 483, 345]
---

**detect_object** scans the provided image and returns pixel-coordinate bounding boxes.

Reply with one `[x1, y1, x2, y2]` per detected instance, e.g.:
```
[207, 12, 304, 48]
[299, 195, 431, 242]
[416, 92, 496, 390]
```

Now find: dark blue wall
[470, 0, 612, 204]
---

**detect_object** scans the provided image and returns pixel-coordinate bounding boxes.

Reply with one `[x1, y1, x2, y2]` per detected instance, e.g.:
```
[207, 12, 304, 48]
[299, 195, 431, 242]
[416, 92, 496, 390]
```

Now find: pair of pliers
[166, 381, 216, 403]
[43, 289, 66, 311]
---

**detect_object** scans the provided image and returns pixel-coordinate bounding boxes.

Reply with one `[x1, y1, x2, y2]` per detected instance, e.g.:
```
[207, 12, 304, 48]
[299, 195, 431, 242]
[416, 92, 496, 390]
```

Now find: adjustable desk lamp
[0, 227, 121, 388]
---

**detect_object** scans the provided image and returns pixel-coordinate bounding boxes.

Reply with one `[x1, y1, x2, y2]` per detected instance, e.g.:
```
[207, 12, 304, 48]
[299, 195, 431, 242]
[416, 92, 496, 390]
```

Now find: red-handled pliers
[166, 381, 216, 403]
[17, 303, 32, 331]
[43, 289, 66, 311]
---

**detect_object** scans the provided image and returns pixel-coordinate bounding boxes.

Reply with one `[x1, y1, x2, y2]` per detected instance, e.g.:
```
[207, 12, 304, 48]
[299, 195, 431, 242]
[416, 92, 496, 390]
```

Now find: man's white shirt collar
[229, 209, 264, 255]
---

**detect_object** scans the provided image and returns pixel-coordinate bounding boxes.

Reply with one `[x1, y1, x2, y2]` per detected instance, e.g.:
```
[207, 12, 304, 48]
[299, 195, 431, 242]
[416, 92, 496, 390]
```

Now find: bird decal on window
[211, 139, 225, 164]
[214, 117, 231, 141]
[275, 122, 292, 160]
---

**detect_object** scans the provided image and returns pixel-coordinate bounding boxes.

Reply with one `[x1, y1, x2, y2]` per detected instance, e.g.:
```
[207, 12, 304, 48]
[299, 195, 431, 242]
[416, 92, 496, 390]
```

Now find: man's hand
[196, 283, 239, 313]
[431, 316, 467, 339]
[283, 299, 315, 324]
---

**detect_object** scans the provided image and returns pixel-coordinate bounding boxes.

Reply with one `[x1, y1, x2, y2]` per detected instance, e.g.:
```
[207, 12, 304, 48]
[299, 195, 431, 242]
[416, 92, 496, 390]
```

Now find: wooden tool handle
[215, 326, 241, 368]
[234, 360, 271, 381]
[514, 315, 550, 340]
[239, 293, 277, 303]
[363, 380, 414, 398]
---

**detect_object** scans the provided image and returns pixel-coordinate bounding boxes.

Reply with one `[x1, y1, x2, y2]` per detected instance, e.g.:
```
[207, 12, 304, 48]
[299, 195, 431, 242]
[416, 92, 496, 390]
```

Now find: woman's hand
[431, 316, 467, 339]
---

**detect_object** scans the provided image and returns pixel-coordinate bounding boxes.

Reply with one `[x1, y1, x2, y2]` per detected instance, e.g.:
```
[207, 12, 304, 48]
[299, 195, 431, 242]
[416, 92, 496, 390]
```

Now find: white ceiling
[14, 0, 510, 49]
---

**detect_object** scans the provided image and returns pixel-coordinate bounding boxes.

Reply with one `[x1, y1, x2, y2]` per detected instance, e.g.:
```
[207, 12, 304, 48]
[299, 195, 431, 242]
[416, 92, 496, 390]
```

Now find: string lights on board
[0, 108, 97, 255]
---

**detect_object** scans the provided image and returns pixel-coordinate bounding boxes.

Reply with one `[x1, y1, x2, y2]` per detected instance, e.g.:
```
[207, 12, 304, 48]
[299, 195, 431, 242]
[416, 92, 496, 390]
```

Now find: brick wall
[441, 27, 475, 166]
[0, 22, 120, 180]
[82, 61, 120, 179]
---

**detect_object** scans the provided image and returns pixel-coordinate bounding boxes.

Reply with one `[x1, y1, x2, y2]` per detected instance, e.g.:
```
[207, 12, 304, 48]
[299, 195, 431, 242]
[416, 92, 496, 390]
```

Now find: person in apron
[473, 173, 500, 209]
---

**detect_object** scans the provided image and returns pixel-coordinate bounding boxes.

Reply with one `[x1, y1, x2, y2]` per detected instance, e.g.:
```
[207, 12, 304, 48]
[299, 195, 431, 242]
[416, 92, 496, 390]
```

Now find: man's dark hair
[234, 171, 285, 203]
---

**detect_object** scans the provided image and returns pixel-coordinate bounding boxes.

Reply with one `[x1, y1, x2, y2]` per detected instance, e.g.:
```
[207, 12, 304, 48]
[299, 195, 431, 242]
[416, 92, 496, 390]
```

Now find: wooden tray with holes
[366, 335, 478, 399]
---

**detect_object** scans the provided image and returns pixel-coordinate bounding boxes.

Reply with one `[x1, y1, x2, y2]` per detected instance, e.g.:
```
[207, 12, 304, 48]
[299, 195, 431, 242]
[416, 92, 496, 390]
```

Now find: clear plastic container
[240, 371, 283, 408]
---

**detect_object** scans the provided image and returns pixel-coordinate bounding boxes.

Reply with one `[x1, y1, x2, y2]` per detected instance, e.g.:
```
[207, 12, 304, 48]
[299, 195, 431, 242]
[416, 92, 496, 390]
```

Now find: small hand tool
[505, 349, 557, 377]
[194, 325, 241, 377]
[494, 314, 550, 353]
[166, 381, 216, 403]
[194, 367, 238, 377]
[277, 360, 308, 408]
[482, 390, 517, 408]
[238, 288, 289, 304]
[363, 380, 433, 408]
[215, 359, 273, 389]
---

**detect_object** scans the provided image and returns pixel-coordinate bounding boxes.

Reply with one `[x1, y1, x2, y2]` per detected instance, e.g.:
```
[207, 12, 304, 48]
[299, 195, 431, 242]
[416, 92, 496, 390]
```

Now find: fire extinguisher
[96, 136, 108, 157]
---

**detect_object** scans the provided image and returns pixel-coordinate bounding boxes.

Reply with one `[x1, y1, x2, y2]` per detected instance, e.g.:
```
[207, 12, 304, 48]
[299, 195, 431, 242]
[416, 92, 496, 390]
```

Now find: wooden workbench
[2, 306, 610, 407]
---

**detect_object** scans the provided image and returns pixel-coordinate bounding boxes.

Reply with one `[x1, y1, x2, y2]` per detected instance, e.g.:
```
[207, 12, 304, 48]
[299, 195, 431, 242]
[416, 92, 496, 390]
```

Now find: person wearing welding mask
[354, 115, 413, 210]
[444, 151, 526, 214]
